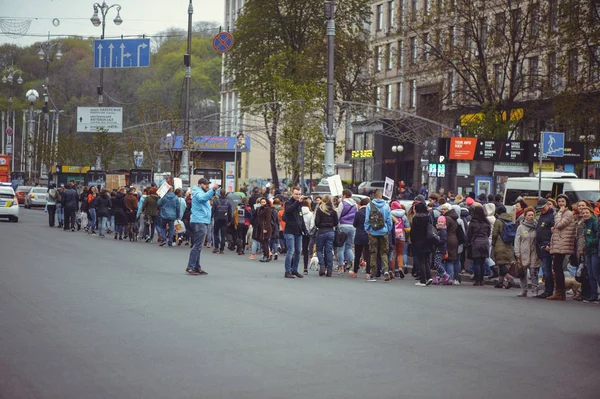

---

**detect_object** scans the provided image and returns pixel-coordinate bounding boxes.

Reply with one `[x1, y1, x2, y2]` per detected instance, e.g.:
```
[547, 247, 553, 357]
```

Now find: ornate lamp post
[391, 144, 404, 198]
[1, 67, 23, 172]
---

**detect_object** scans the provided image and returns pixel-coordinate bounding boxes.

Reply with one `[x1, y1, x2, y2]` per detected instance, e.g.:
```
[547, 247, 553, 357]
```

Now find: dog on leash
[565, 277, 581, 297]
[309, 253, 319, 271]
[246, 225, 253, 251]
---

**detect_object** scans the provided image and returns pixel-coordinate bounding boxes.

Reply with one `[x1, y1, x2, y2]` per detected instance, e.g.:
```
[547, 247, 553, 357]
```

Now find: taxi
[0, 185, 19, 222]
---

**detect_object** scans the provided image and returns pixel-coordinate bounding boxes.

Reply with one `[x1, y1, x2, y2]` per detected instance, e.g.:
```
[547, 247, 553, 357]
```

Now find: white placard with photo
[383, 177, 394, 199]
[157, 182, 171, 198]
[327, 175, 344, 197]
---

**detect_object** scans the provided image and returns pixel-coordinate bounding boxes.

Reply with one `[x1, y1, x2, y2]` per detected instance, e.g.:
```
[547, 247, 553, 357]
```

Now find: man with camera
[283, 187, 309, 278]
[186, 178, 220, 275]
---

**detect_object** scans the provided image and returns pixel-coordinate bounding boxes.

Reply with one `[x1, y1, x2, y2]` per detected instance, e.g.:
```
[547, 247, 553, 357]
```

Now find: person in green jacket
[491, 204, 516, 289]
[581, 207, 599, 302]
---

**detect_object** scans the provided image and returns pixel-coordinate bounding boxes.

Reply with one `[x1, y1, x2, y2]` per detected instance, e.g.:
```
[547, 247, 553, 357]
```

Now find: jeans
[284, 233, 303, 273]
[540, 256, 554, 295]
[64, 207, 76, 230]
[187, 222, 208, 271]
[161, 218, 175, 245]
[251, 239, 261, 255]
[585, 254, 599, 300]
[110, 215, 115, 231]
[47, 204, 56, 226]
[88, 208, 96, 231]
[56, 204, 64, 225]
[472, 257, 486, 281]
[213, 219, 228, 250]
[443, 260, 456, 280]
[98, 216, 108, 235]
[336, 225, 356, 268]
[316, 231, 335, 270]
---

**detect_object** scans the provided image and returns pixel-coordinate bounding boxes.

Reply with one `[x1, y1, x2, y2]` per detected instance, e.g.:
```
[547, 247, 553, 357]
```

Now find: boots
[319, 264, 325, 276]
[326, 267, 332, 277]
[547, 289, 566, 300]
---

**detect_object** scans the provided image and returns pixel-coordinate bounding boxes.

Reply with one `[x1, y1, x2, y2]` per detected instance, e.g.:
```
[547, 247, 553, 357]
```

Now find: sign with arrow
[93, 39, 150, 69]
[77, 107, 123, 133]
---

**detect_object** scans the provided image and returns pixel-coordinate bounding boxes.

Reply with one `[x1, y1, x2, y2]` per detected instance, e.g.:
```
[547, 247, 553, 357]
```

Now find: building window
[590, 45, 600, 83]
[567, 49, 579, 85]
[411, 0, 418, 21]
[376, 86, 382, 108]
[397, 82, 403, 108]
[398, 40, 404, 69]
[388, 1, 396, 29]
[424, 0, 430, 16]
[549, 0, 558, 32]
[547, 52, 557, 90]
[410, 37, 417, 64]
[423, 32, 430, 61]
[409, 79, 417, 108]
[510, 8, 521, 35]
[387, 43, 394, 70]
[530, 3, 540, 37]
[447, 71, 455, 104]
[494, 63, 503, 95]
[463, 23, 472, 59]
[479, 17, 488, 46]
[376, 4, 383, 31]
[528, 56, 539, 89]
[376, 46, 383, 72]
[449, 25, 455, 49]
[386, 84, 392, 108]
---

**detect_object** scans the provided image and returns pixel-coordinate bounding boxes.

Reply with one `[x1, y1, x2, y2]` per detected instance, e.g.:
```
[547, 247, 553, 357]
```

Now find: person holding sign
[186, 178, 220, 275]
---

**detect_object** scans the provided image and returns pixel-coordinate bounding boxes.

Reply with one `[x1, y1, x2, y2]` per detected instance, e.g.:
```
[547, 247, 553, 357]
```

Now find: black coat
[536, 208, 555, 258]
[112, 192, 128, 225]
[96, 194, 112, 218]
[353, 207, 369, 245]
[61, 188, 78, 209]
[467, 219, 491, 259]
[410, 212, 432, 254]
[314, 205, 338, 233]
[284, 198, 306, 235]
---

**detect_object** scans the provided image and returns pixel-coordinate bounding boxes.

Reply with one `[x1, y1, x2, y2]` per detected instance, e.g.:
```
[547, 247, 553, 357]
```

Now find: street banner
[225, 161, 236, 193]
[157, 182, 171, 198]
[383, 177, 394, 199]
[327, 175, 343, 197]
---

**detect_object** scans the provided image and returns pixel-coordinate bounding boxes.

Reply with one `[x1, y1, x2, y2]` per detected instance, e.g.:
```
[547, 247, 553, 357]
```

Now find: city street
[1, 208, 599, 399]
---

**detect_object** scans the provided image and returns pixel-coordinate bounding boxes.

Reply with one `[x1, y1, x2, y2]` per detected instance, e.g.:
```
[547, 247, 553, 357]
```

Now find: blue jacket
[158, 192, 180, 220]
[364, 199, 393, 236]
[190, 186, 216, 224]
[136, 195, 146, 218]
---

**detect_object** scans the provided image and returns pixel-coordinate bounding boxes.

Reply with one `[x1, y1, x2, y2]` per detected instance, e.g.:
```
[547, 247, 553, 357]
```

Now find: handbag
[426, 223, 441, 246]
[465, 244, 473, 260]
[508, 259, 525, 279]
[334, 229, 348, 248]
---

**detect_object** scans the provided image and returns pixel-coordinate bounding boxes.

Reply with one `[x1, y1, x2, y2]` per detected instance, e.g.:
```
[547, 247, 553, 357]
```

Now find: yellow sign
[60, 166, 91, 174]
[351, 149, 373, 159]
[460, 108, 524, 127]
[532, 162, 555, 173]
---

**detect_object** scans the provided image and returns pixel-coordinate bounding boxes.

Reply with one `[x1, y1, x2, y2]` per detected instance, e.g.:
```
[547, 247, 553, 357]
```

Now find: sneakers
[284, 272, 296, 278]
[367, 276, 376, 282]
[425, 278, 433, 286]
[303, 269, 308, 275]
[274, 254, 278, 261]
[432, 276, 439, 285]
[453, 280, 460, 285]
[397, 269, 405, 279]
[249, 254, 256, 259]
[415, 282, 427, 287]
[384, 272, 390, 281]
[442, 274, 451, 285]
[583, 299, 599, 304]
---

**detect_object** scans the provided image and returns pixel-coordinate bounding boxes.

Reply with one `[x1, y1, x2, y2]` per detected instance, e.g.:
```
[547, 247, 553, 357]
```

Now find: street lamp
[2, 66, 24, 171]
[90, 1, 123, 106]
[391, 144, 404, 198]
[580, 134, 595, 178]
[25, 90, 39, 182]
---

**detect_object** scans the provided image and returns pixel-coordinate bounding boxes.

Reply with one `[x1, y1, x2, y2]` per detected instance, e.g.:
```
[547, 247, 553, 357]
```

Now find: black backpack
[214, 199, 229, 221]
[456, 223, 466, 245]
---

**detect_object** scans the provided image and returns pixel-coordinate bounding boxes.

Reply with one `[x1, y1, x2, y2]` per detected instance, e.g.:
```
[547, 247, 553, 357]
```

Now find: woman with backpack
[314, 195, 339, 277]
[467, 205, 491, 286]
[490, 204, 516, 289]
[350, 198, 370, 278]
[390, 201, 408, 279]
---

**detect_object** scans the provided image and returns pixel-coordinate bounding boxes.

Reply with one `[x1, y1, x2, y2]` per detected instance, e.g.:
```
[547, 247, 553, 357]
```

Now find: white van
[503, 174, 600, 209]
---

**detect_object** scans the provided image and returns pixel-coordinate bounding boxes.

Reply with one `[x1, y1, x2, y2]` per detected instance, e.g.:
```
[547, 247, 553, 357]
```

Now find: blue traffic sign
[213, 32, 234, 53]
[94, 39, 150, 69]
[541, 131, 565, 157]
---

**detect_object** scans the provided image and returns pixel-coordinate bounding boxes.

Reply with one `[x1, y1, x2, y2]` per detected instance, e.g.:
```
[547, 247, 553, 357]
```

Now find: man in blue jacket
[158, 187, 180, 247]
[186, 178, 220, 275]
[364, 189, 394, 282]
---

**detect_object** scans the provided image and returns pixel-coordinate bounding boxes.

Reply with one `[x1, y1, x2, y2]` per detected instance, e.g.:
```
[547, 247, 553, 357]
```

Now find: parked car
[15, 185, 32, 205]
[24, 187, 48, 208]
[0, 186, 19, 222]
[357, 181, 386, 195]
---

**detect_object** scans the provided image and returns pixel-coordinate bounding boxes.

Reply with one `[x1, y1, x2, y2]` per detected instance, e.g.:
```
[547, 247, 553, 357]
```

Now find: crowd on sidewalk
[40, 179, 600, 303]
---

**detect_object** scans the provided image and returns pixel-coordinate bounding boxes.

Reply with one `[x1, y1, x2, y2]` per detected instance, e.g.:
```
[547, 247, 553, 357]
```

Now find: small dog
[246, 225, 253, 251]
[309, 253, 319, 271]
[565, 277, 581, 297]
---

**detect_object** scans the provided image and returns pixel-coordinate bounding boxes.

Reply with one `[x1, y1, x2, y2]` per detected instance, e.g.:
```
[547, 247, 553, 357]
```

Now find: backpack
[500, 220, 517, 243]
[456, 223, 466, 245]
[238, 206, 251, 226]
[394, 216, 405, 240]
[214, 199, 229, 221]
[426, 223, 441, 246]
[369, 204, 385, 231]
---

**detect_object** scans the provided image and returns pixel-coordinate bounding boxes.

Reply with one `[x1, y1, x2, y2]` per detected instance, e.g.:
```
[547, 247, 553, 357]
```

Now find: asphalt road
[1, 208, 599, 399]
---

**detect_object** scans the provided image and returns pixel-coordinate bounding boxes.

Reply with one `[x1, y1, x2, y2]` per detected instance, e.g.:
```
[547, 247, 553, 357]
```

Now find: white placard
[383, 177, 394, 199]
[77, 107, 123, 133]
[157, 182, 171, 198]
[327, 175, 344, 197]
[173, 178, 183, 190]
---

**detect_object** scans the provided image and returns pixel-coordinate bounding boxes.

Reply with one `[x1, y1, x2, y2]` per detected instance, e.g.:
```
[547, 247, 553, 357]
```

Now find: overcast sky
[0, 0, 225, 47]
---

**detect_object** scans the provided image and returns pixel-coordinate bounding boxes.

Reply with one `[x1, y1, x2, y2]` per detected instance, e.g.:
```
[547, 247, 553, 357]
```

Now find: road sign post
[538, 131, 565, 197]
[212, 32, 234, 53]
[94, 39, 150, 69]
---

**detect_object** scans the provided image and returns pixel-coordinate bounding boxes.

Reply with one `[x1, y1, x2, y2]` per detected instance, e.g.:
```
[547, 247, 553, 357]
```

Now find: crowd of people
[40, 179, 600, 303]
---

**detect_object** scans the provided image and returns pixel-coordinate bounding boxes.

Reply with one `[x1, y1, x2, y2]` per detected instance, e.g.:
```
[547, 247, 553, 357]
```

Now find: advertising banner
[85, 170, 106, 189]
[161, 136, 251, 152]
[225, 162, 236, 193]
[129, 169, 153, 187]
[449, 137, 477, 160]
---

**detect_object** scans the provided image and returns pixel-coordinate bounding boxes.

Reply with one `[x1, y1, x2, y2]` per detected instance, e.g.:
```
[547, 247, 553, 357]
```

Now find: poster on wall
[85, 170, 106, 189]
[129, 169, 153, 187]
[225, 162, 236, 193]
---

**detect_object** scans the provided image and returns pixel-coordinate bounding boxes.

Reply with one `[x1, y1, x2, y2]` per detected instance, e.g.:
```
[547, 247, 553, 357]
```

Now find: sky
[0, 0, 225, 47]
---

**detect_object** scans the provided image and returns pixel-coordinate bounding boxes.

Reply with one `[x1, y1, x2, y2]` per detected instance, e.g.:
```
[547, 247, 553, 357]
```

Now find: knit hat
[437, 216, 446, 227]
[465, 197, 475, 206]
[391, 201, 403, 210]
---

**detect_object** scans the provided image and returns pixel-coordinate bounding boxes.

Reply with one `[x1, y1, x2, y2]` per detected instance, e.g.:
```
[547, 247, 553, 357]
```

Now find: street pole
[538, 131, 542, 198]
[322, 0, 335, 182]
[21, 110, 26, 172]
[233, 142, 238, 192]
[180, 0, 193, 186]
[28, 103, 35, 181]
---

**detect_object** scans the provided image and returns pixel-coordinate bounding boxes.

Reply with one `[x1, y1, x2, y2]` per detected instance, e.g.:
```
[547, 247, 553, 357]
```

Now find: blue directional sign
[541, 131, 565, 157]
[93, 39, 150, 69]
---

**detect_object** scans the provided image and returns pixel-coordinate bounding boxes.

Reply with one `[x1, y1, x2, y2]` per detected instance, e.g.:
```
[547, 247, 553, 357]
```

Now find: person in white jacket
[301, 199, 316, 274]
